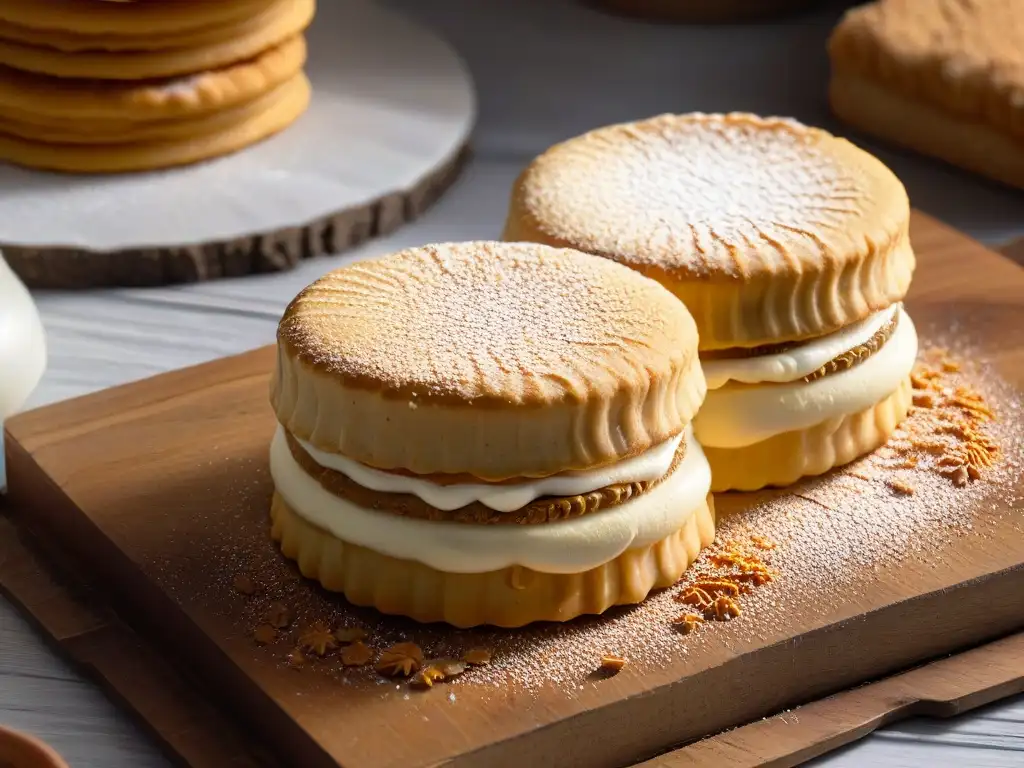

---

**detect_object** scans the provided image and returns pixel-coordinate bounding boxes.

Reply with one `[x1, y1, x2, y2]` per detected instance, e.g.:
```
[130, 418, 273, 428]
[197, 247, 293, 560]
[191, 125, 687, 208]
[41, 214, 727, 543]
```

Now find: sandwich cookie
[269, 241, 714, 627]
[504, 112, 918, 491]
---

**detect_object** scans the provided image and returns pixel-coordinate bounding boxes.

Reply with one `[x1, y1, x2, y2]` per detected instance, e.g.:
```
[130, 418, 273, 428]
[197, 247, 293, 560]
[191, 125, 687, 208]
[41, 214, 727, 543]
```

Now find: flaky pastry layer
[270, 490, 715, 628]
[704, 376, 912, 491]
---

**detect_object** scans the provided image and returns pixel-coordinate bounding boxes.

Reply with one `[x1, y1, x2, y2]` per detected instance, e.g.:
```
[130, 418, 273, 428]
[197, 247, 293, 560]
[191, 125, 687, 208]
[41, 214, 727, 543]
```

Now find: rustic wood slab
[2, 507, 1021, 768]
[2, 211, 1022, 768]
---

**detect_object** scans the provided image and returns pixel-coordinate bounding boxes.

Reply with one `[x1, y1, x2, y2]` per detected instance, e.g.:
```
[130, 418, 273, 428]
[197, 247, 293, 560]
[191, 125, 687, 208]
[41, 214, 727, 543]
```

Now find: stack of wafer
[0, 0, 314, 173]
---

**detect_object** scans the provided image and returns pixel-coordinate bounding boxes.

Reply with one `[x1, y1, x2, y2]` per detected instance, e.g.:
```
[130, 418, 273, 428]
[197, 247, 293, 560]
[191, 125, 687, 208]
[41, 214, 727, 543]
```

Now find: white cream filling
[296, 430, 683, 513]
[694, 308, 918, 449]
[702, 304, 901, 389]
[270, 426, 712, 574]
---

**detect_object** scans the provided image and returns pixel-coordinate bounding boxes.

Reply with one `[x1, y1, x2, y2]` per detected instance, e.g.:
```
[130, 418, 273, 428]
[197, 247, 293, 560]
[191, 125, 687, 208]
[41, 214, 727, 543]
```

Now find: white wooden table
[2, 1, 1023, 765]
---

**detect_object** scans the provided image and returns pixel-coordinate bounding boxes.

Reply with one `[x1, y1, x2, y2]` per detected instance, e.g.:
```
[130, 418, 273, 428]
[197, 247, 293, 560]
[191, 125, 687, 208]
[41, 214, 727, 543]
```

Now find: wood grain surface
[642, 633, 1024, 767]
[2, 211, 1023, 768]
[2, 3, 1024, 766]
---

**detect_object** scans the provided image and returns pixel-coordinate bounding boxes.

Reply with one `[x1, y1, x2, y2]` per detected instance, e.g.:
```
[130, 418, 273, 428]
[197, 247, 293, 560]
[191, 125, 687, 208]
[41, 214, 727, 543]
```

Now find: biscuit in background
[829, 0, 1024, 190]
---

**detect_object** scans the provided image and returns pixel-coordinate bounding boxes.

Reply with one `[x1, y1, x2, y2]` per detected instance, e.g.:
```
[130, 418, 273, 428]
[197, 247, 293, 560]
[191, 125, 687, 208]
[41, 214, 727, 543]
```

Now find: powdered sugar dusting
[279, 241, 697, 403]
[155, 342, 1022, 697]
[512, 113, 904, 279]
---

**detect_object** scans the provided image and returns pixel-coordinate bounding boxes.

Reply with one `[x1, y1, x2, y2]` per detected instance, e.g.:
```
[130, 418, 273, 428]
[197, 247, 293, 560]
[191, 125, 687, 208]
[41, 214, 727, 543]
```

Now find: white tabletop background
[2, 0, 1023, 765]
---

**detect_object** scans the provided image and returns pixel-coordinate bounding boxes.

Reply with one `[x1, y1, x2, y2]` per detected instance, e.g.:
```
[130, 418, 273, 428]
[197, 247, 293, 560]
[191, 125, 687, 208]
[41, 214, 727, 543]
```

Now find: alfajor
[504, 112, 918, 492]
[269, 241, 714, 628]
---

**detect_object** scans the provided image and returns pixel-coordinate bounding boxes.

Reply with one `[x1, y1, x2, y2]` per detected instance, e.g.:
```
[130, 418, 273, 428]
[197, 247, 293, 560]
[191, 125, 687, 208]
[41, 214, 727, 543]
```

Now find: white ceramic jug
[0, 253, 46, 488]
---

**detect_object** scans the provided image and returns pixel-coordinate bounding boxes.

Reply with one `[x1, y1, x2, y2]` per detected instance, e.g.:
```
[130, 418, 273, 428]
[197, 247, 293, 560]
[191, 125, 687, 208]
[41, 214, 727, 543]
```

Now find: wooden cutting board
[2, 211, 1023, 768]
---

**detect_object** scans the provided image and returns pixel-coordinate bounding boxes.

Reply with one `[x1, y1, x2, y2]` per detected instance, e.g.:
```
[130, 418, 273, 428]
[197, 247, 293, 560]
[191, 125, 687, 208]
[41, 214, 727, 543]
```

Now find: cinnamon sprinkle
[672, 536, 777, 626]
[896, 353, 1000, 486]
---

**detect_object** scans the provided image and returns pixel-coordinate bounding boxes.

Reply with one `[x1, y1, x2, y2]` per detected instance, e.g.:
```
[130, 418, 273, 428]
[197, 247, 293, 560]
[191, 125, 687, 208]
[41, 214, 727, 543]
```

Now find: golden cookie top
[505, 113, 915, 349]
[272, 241, 705, 480]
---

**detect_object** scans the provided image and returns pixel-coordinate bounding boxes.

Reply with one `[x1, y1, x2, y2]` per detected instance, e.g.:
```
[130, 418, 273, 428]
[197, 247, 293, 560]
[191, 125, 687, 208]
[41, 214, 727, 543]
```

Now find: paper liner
[594, 0, 822, 23]
[272, 343, 706, 480]
[830, 74, 1024, 192]
[703, 376, 912, 492]
[269, 490, 716, 628]
[503, 112, 916, 350]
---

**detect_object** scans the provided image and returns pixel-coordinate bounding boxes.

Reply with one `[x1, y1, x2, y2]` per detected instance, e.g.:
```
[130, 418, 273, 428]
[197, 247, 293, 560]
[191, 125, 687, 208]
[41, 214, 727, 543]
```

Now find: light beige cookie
[0, 0, 314, 79]
[0, 72, 310, 173]
[273, 241, 705, 480]
[829, 0, 1024, 189]
[504, 113, 919, 491]
[0, 36, 306, 125]
[504, 112, 914, 350]
[269, 240, 714, 626]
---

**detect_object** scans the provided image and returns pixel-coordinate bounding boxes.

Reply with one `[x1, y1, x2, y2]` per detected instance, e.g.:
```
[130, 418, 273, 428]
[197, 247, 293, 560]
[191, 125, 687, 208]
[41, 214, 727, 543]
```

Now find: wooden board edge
[1, 143, 469, 289]
[3, 496, 1022, 768]
[636, 633, 1024, 767]
[0, 507, 274, 768]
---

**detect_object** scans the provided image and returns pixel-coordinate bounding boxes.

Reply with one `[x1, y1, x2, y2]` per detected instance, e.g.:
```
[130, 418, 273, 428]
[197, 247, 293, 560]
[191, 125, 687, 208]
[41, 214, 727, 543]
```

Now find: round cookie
[269, 240, 714, 627]
[504, 112, 915, 350]
[273, 241, 706, 480]
[504, 113, 919, 491]
[0, 0, 314, 79]
[0, 0, 274, 35]
[0, 36, 307, 123]
[0, 0, 304, 53]
[0, 64, 308, 145]
[0, 72, 310, 173]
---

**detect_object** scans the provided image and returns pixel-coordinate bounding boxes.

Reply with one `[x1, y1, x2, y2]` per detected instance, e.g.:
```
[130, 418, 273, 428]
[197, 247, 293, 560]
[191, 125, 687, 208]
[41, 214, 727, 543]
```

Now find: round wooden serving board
[0, 0, 475, 289]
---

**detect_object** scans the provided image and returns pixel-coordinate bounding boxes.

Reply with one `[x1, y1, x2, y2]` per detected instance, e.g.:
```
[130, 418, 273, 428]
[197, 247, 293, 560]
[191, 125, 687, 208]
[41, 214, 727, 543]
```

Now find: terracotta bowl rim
[0, 725, 69, 768]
